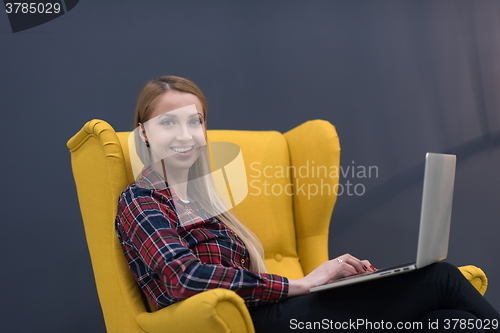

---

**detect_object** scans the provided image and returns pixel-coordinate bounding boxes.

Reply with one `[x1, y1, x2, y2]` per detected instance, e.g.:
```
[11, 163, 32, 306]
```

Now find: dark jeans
[248, 262, 500, 332]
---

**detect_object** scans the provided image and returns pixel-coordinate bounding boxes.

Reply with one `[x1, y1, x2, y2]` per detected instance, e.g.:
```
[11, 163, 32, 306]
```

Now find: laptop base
[309, 262, 417, 293]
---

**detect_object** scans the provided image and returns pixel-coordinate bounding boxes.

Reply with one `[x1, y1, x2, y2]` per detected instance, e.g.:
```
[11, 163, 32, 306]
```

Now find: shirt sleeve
[117, 185, 289, 308]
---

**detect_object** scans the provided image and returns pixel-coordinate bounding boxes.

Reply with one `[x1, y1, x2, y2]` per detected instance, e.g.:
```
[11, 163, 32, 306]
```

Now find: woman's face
[142, 91, 206, 173]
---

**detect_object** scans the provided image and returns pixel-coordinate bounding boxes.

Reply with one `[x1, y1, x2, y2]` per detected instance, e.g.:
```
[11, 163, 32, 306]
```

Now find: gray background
[1, 1, 499, 332]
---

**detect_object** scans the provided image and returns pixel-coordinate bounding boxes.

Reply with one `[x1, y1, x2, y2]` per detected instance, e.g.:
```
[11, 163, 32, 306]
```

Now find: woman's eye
[160, 120, 175, 126]
[190, 118, 202, 126]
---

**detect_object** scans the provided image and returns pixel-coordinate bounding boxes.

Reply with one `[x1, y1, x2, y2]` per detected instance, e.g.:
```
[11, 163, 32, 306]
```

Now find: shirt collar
[137, 167, 169, 191]
[137, 166, 189, 206]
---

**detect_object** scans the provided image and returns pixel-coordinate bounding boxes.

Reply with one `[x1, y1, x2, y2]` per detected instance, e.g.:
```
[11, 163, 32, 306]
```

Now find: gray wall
[1, 1, 499, 332]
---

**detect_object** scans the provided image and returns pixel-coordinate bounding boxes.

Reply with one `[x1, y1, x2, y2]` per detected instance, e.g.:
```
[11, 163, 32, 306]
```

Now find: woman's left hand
[287, 253, 377, 297]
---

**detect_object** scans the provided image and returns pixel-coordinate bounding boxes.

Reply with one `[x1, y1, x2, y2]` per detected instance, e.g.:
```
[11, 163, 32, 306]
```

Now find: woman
[116, 75, 500, 332]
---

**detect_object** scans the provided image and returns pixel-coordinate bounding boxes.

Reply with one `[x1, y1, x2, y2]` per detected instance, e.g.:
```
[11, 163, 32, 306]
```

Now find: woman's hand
[287, 253, 376, 297]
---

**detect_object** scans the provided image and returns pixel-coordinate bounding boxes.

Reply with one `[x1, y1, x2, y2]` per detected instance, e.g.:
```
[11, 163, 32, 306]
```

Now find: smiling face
[141, 91, 206, 175]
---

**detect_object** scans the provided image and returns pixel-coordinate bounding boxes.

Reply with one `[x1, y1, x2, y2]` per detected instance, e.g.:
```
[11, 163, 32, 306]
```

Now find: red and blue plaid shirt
[115, 167, 289, 309]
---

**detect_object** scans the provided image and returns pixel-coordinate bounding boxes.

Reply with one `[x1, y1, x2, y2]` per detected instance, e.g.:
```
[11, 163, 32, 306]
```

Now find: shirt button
[241, 258, 246, 264]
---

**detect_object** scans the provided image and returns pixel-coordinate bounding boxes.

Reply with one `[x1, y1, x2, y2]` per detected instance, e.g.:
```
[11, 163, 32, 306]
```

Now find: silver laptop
[309, 152, 456, 293]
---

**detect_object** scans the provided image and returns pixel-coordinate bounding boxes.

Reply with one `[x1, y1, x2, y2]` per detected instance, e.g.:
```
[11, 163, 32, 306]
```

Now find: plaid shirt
[115, 167, 289, 309]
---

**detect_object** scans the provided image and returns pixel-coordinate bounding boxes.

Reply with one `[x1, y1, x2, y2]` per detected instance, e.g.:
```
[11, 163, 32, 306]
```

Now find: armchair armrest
[458, 265, 488, 296]
[136, 288, 255, 333]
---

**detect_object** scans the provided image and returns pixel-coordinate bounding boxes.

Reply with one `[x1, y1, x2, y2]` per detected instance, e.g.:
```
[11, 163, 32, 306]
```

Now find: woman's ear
[138, 123, 150, 147]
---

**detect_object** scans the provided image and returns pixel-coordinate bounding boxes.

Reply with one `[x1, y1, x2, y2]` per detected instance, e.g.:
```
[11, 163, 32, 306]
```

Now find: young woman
[116, 75, 500, 332]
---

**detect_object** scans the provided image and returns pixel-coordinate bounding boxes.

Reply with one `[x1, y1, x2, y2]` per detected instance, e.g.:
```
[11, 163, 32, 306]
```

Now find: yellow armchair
[67, 119, 487, 333]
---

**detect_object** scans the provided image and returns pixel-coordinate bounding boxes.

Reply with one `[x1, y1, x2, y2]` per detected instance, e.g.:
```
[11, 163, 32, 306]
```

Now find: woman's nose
[175, 124, 193, 141]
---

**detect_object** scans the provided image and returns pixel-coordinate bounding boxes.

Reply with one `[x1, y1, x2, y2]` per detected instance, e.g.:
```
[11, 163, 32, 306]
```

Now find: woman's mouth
[170, 146, 195, 154]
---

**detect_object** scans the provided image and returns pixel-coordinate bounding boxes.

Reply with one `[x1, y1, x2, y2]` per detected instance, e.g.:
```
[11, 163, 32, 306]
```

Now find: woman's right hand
[287, 253, 376, 297]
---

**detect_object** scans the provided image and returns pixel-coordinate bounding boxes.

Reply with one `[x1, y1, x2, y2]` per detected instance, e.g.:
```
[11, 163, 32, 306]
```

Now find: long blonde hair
[134, 75, 267, 273]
